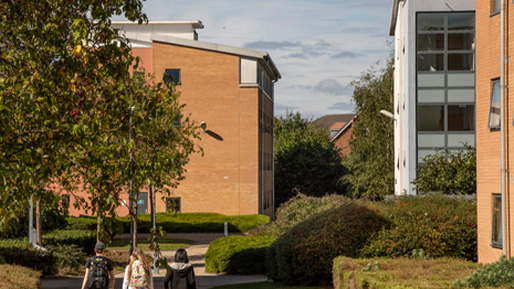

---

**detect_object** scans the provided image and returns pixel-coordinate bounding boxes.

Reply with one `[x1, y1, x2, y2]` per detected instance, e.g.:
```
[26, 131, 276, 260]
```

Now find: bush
[266, 201, 386, 286]
[48, 244, 87, 273]
[454, 256, 514, 288]
[205, 235, 276, 275]
[66, 216, 124, 243]
[118, 213, 269, 234]
[0, 264, 41, 289]
[361, 194, 477, 261]
[250, 194, 352, 237]
[0, 240, 57, 276]
[43, 230, 96, 254]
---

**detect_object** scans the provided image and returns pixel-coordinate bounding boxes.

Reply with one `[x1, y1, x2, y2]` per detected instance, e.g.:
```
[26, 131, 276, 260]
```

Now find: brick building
[475, 0, 514, 263]
[314, 114, 356, 156]
[67, 21, 280, 218]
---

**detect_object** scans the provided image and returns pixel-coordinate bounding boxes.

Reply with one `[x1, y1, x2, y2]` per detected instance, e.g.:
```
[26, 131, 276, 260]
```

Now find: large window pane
[489, 79, 501, 130]
[492, 194, 502, 248]
[448, 53, 474, 71]
[418, 54, 444, 71]
[418, 13, 445, 31]
[448, 13, 475, 30]
[448, 105, 475, 131]
[492, 0, 501, 15]
[418, 34, 444, 51]
[418, 105, 444, 131]
[448, 33, 474, 50]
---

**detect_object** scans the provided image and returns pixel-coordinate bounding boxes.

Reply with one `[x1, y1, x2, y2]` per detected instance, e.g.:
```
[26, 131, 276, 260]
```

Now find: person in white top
[122, 248, 154, 289]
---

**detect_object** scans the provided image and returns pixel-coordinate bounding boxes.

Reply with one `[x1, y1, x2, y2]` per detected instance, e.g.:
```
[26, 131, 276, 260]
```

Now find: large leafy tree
[342, 57, 394, 200]
[274, 112, 346, 207]
[0, 0, 200, 241]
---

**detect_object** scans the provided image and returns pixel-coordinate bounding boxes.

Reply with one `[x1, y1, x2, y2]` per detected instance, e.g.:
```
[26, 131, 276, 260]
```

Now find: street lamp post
[129, 106, 135, 255]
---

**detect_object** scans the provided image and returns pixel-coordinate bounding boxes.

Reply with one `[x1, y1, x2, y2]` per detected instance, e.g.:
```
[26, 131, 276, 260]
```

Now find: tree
[274, 112, 346, 207]
[0, 0, 201, 242]
[342, 57, 394, 200]
[413, 145, 476, 195]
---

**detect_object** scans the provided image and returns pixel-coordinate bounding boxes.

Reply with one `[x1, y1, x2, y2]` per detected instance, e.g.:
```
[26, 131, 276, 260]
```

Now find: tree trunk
[36, 198, 42, 246]
[97, 201, 102, 242]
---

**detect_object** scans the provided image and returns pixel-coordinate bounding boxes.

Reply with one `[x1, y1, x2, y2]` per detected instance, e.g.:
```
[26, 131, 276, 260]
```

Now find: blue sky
[140, 0, 392, 119]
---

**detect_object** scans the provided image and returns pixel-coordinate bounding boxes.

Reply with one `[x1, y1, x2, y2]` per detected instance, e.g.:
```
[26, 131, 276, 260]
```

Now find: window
[492, 0, 501, 15]
[166, 197, 181, 213]
[418, 105, 444, 131]
[489, 79, 501, 130]
[164, 69, 181, 85]
[61, 194, 70, 215]
[492, 194, 502, 248]
[447, 105, 475, 131]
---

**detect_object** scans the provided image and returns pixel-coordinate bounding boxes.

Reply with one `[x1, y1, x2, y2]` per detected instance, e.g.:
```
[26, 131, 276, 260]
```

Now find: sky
[140, 0, 393, 119]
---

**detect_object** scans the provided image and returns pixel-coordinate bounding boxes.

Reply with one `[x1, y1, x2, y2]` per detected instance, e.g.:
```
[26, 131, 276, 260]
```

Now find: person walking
[164, 248, 197, 289]
[81, 242, 115, 289]
[122, 248, 154, 289]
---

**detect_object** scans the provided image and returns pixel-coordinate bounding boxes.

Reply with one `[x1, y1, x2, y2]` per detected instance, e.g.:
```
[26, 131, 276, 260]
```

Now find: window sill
[490, 11, 500, 17]
[491, 243, 502, 249]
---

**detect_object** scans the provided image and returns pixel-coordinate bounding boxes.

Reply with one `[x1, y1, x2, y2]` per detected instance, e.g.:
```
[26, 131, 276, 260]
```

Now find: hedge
[0, 240, 57, 276]
[266, 201, 386, 286]
[118, 212, 270, 233]
[43, 230, 96, 254]
[205, 235, 276, 274]
[0, 264, 41, 289]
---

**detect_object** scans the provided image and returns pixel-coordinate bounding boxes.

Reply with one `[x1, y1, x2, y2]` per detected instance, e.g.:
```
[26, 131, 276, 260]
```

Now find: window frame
[491, 194, 502, 248]
[488, 78, 501, 130]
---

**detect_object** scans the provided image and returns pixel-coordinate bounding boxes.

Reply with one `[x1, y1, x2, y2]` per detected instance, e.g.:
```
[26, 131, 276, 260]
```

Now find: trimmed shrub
[361, 194, 477, 261]
[43, 230, 96, 254]
[0, 264, 41, 289]
[453, 256, 514, 288]
[266, 201, 386, 286]
[205, 235, 276, 275]
[250, 194, 352, 237]
[118, 213, 269, 234]
[66, 216, 97, 230]
[66, 216, 124, 243]
[48, 244, 87, 272]
[0, 240, 57, 276]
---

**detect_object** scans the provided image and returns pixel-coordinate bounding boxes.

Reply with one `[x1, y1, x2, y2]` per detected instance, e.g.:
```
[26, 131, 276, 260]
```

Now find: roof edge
[112, 20, 204, 29]
[390, 0, 400, 36]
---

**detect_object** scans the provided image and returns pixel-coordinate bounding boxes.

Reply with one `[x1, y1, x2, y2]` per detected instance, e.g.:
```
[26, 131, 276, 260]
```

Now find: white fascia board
[112, 20, 204, 29]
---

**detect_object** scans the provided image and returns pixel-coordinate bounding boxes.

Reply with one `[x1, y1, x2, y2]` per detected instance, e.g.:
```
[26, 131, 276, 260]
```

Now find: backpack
[130, 262, 150, 289]
[87, 256, 109, 289]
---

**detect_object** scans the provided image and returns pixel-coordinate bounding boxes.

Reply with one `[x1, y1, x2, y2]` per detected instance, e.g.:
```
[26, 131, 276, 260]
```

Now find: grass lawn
[211, 282, 328, 289]
[107, 237, 193, 251]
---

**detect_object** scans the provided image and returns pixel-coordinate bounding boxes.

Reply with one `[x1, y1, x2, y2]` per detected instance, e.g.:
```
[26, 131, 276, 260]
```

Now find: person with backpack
[164, 248, 197, 289]
[122, 248, 154, 289]
[81, 242, 115, 289]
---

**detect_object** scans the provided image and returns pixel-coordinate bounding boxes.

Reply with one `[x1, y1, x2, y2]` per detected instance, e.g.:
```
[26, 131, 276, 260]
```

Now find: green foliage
[43, 229, 96, 254]
[250, 194, 352, 237]
[454, 256, 514, 288]
[274, 112, 347, 206]
[266, 201, 386, 286]
[118, 212, 269, 233]
[361, 195, 477, 261]
[413, 146, 476, 195]
[66, 216, 123, 243]
[342, 57, 394, 200]
[47, 244, 86, 271]
[66, 216, 98, 230]
[0, 264, 41, 289]
[0, 240, 57, 276]
[205, 235, 276, 274]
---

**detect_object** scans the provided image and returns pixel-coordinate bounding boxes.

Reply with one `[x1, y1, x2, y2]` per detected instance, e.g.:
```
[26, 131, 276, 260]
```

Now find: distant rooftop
[315, 114, 356, 130]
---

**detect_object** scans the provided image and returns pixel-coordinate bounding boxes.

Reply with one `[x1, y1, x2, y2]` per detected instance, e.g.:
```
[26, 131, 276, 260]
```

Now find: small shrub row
[361, 194, 477, 261]
[266, 201, 386, 286]
[332, 256, 481, 289]
[0, 240, 57, 276]
[43, 230, 96, 254]
[118, 212, 269, 233]
[66, 216, 124, 243]
[205, 235, 276, 275]
[453, 256, 514, 288]
[0, 264, 41, 289]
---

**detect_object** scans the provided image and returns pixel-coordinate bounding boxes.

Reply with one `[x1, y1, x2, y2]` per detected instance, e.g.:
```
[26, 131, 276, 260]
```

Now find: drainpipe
[500, 0, 507, 258]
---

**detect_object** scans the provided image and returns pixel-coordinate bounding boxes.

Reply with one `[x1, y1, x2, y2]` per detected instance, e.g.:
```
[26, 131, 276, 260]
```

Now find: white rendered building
[390, 0, 475, 195]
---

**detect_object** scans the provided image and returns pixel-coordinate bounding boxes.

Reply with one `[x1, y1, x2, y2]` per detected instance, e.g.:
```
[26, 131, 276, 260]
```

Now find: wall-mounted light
[379, 110, 395, 121]
[200, 121, 207, 133]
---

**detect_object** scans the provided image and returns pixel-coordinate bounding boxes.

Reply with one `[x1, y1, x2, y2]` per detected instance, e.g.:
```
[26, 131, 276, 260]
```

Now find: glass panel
[448, 73, 475, 87]
[447, 105, 475, 131]
[418, 149, 442, 163]
[489, 79, 501, 129]
[417, 34, 444, 51]
[418, 105, 444, 131]
[448, 13, 475, 30]
[418, 54, 444, 71]
[448, 133, 475, 147]
[448, 53, 474, 71]
[492, 195, 502, 246]
[448, 33, 474, 50]
[418, 133, 445, 147]
[448, 89, 475, 102]
[418, 73, 445, 87]
[418, 89, 445, 103]
[492, 0, 501, 15]
[417, 13, 445, 31]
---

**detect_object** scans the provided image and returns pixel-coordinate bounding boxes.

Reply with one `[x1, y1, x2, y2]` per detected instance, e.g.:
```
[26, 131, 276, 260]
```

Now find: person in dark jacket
[164, 248, 197, 289]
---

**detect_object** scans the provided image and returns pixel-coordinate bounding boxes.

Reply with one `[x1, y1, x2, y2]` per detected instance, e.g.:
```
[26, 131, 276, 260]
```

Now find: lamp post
[129, 106, 135, 255]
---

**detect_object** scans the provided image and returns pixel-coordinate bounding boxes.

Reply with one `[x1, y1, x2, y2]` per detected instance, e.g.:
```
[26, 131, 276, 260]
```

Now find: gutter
[390, 0, 400, 36]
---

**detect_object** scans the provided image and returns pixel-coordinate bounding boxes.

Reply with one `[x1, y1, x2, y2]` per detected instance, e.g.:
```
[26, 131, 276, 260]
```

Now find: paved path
[41, 233, 267, 289]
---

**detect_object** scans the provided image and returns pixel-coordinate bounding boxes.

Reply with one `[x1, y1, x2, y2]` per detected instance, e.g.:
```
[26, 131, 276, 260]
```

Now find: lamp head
[200, 121, 207, 132]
